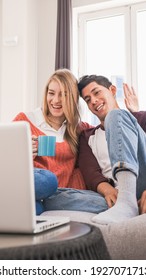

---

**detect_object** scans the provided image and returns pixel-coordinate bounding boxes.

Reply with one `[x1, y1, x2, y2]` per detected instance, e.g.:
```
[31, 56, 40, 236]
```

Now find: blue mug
[38, 136, 56, 156]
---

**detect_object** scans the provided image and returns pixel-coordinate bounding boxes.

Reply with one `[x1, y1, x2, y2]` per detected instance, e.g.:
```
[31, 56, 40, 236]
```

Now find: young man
[78, 75, 146, 224]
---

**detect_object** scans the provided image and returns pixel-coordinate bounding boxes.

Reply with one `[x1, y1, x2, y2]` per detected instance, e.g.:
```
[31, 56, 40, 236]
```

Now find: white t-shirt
[88, 127, 118, 186]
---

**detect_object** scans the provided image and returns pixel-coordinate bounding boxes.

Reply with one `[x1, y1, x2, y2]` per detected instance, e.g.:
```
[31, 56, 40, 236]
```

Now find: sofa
[42, 210, 146, 259]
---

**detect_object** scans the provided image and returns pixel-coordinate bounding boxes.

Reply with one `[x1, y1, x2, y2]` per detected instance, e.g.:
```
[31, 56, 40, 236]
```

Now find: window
[73, 1, 146, 124]
[132, 3, 146, 110]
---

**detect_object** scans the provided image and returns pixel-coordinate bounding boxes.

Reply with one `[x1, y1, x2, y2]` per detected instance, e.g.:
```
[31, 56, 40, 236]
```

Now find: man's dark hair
[78, 75, 112, 97]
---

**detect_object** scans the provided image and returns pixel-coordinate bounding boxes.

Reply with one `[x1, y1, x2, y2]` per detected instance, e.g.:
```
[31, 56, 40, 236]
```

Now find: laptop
[0, 121, 70, 234]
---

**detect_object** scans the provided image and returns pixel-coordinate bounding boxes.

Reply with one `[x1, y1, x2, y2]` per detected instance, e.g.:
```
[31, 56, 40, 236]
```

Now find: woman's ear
[110, 85, 117, 97]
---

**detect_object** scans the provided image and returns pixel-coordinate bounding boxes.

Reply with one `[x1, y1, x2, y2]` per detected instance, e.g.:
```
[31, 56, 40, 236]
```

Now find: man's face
[81, 81, 118, 125]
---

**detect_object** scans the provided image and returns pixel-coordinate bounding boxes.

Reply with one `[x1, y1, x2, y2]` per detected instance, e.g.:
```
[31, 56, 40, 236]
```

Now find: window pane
[137, 10, 146, 110]
[86, 15, 126, 79]
[79, 14, 127, 124]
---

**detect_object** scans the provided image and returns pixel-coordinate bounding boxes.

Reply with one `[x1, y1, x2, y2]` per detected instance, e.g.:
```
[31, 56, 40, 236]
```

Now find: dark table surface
[0, 221, 110, 259]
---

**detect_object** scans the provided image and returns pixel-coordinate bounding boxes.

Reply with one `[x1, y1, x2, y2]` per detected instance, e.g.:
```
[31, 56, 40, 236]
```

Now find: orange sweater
[13, 112, 89, 189]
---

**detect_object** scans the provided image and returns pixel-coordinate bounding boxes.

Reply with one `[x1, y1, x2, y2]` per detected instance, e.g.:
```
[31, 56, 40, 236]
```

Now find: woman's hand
[138, 190, 146, 214]
[123, 83, 139, 112]
[32, 135, 38, 159]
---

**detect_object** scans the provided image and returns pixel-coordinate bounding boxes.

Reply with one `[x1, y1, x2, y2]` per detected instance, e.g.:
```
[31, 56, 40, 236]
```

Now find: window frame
[131, 2, 146, 92]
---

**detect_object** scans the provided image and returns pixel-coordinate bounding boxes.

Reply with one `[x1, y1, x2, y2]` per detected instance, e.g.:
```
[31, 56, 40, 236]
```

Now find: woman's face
[47, 80, 65, 120]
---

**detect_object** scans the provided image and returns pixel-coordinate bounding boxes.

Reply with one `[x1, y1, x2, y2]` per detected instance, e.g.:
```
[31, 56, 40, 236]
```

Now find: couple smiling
[13, 69, 146, 224]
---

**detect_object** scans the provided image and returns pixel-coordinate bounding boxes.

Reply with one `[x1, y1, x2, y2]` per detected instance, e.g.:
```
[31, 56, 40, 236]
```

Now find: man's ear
[110, 85, 117, 97]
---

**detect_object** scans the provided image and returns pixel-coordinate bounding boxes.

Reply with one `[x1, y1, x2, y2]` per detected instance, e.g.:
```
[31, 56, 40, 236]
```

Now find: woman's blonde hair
[43, 68, 81, 155]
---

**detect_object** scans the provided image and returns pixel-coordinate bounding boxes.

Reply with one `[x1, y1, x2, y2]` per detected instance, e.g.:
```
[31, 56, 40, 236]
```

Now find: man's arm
[78, 128, 118, 207]
[78, 128, 109, 191]
[138, 190, 146, 214]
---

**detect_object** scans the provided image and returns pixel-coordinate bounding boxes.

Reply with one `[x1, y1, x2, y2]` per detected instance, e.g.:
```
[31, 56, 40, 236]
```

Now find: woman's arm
[138, 190, 146, 214]
[123, 83, 139, 112]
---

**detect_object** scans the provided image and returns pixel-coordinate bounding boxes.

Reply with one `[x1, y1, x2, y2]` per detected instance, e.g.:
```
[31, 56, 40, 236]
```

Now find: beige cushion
[42, 210, 146, 260]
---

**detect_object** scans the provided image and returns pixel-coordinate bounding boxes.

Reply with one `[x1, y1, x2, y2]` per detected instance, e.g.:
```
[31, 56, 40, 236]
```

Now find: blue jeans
[105, 109, 146, 200]
[43, 188, 108, 213]
[34, 168, 58, 215]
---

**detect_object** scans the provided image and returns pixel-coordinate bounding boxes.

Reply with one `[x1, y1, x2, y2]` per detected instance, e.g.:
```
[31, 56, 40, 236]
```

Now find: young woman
[14, 69, 108, 215]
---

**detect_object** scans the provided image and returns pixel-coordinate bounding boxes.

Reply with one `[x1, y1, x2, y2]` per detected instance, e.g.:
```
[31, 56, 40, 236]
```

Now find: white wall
[0, 0, 57, 122]
[1, 0, 37, 121]
[0, 0, 2, 112]
[37, 0, 57, 107]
